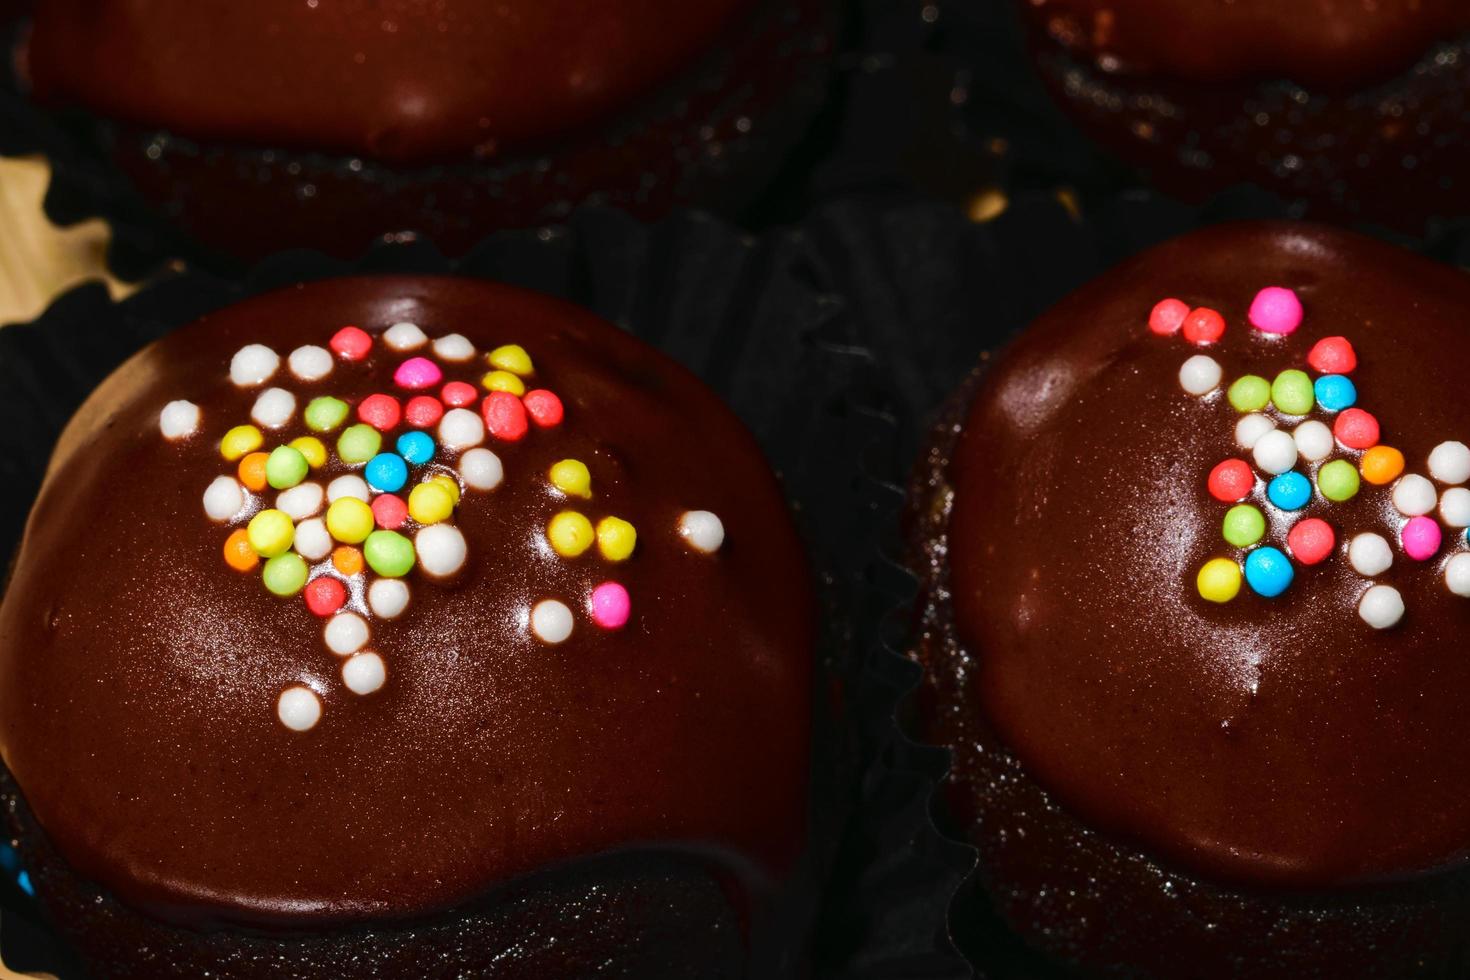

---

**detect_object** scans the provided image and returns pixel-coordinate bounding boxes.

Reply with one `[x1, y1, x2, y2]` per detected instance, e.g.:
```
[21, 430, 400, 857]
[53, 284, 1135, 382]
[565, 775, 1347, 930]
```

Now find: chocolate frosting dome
[0, 276, 812, 928]
[1021, 0, 1470, 88]
[24, 0, 752, 163]
[949, 223, 1470, 890]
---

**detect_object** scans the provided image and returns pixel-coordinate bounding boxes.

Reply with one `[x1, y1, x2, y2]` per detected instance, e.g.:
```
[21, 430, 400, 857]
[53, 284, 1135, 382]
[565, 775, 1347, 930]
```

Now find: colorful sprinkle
[1252, 430, 1297, 476]
[364, 530, 416, 577]
[549, 459, 592, 499]
[442, 381, 478, 407]
[396, 431, 436, 465]
[1222, 504, 1266, 547]
[332, 545, 364, 577]
[547, 511, 595, 558]
[589, 582, 631, 629]
[277, 687, 322, 731]
[289, 436, 328, 469]
[364, 453, 409, 493]
[1317, 459, 1361, 502]
[251, 387, 296, 429]
[1179, 355, 1222, 396]
[1270, 370, 1314, 416]
[238, 451, 269, 491]
[1360, 446, 1405, 486]
[596, 517, 637, 562]
[326, 497, 374, 544]
[288, 344, 333, 381]
[1148, 298, 1189, 336]
[230, 344, 279, 387]
[262, 553, 309, 596]
[357, 393, 402, 432]
[531, 599, 573, 643]
[223, 528, 258, 571]
[324, 612, 369, 655]
[1401, 516, 1443, 561]
[247, 509, 295, 558]
[1359, 585, 1404, 629]
[416, 524, 468, 578]
[294, 518, 333, 561]
[1182, 308, 1225, 345]
[1227, 375, 1270, 413]
[1236, 414, 1276, 451]
[342, 652, 387, 695]
[1208, 459, 1254, 502]
[368, 578, 410, 619]
[438, 408, 485, 450]
[459, 448, 504, 491]
[1196, 558, 1242, 603]
[265, 445, 309, 490]
[1348, 533, 1393, 576]
[407, 481, 456, 525]
[330, 326, 373, 361]
[394, 356, 443, 390]
[304, 577, 347, 617]
[337, 424, 383, 464]
[482, 370, 526, 396]
[1244, 547, 1294, 597]
[203, 476, 244, 521]
[221, 424, 263, 461]
[483, 391, 529, 441]
[1292, 420, 1334, 463]
[433, 334, 475, 362]
[1286, 518, 1334, 565]
[1441, 487, 1470, 527]
[523, 389, 565, 428]
[1445, 553, 1470, 596]
[1267, 471, 1311, 511]
[304, 396, 350, 433]
[488, 344, 533, 376]
[159, 400, 201, 440]
[1307, 336, 1357, 374]
[404, 395, 445, 428]
[1312, 375, 1356, 412]
[1334, 408, 1380, 450]
[1392, 474, 1437, 517]
[428, 474, 461, 505]
[384, 322, 428, 351]
[371, 493, 408, 530]
[1428, 441, 1470, 485]
[679, 511, 725, 554]
[1247, 287, 1302, 335]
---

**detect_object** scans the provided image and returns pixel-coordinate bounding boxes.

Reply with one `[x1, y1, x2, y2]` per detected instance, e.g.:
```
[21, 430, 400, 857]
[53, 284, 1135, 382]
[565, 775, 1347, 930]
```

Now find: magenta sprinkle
[589, 582, 631, 630]
[1402, 516, 1443, 562]
[1248, 286, 1303, 335]
[393, 356, 443, 390]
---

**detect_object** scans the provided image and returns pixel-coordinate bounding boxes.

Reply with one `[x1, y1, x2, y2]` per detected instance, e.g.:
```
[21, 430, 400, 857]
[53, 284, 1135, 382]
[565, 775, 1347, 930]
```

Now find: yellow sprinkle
[246, 508, 295, 558]
[220, 424, 263, 461]
[488, 344, 533, 376]
[596, 517, 637, 562]
[1197, 558, 1242, 604]
[408, 482, 456, 525]
[428, 473, 461, 505]
[288, 436, 328, 469]
[547, 511, 594, 558]
[325, 497, 373, 544]
[481, 370, 527, 396]
[548, 459, 592, 499]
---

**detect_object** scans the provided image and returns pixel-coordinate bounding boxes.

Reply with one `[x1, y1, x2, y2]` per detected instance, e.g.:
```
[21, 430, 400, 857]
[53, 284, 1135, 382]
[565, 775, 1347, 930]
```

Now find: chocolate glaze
[1020, 0, 1470, 89]
[0, 276, 813, 931]
[940, 223, 1470, 892]
[25, 1, 752, 164]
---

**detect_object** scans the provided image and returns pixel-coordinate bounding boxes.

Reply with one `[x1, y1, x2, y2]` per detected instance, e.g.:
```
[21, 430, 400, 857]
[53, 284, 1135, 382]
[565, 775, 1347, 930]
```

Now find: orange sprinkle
[1360, 445, 1405, 486]
[237, 452, 269, 492]
[223, 529, 258, 572]
[332, 546, 364, 576]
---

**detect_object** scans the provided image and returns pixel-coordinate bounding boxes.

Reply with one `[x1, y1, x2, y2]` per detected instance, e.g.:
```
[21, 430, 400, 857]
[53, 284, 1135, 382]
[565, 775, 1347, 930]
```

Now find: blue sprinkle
[363, 453, 408, 493]
[16, 870, 32, 897]
[1245, 547, 1295, 598]
[1313, 374, 1357, 412]
[396, 430, 436, 466]
[1267, 471, 1312, 511]
[0, 843, 17, 874]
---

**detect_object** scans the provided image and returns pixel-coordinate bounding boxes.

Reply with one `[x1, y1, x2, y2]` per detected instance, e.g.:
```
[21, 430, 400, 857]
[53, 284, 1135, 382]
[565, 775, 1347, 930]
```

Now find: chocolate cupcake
[1013, 1, 1470, 229]
[0, 274, 815, 977]
[909, 222, 1470, 976]
[12, 0, 834, 263]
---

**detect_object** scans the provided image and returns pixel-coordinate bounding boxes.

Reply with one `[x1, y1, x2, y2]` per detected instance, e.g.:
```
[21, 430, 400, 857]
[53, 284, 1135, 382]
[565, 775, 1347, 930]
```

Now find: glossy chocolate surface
[945, 223, 1470, 890]
[0, 275, 813, 929]
[25, 0, 753, 163]
[1020, 0, 1470, 88]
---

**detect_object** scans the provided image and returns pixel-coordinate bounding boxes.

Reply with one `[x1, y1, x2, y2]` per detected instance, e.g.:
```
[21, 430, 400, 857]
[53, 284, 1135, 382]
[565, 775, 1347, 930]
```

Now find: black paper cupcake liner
[0, 205, 972, 979]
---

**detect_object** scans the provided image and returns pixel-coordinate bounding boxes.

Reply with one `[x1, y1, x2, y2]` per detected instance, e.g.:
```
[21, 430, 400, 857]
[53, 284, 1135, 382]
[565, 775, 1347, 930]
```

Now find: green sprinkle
[265, 446, 308, 490]
[1271, 370, 1315, 416]
[337, 423, 382, 464]
[1227, 375, 1271, 413]
[363, 530, 415, 578]
[304, 396, 350, 433]
[1222, 504, 1266, 548]
[262, 553, 309, 596]
[1318, 459, 1361, 502]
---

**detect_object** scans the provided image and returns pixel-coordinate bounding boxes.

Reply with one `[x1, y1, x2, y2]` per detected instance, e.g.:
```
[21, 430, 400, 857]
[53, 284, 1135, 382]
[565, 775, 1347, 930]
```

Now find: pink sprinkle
[1307, 336, 1357, 374]
[589, 582, 630, 630]
[394, 356, 443, 390]
[372, 494, 408, 530]
[442, 381, 478, 408]
[1148, 298, 1189, 336]
[523, 389, 564, 428]
[1248, 287, 1302, 335]
[330, 325, 373, 361]
[1402, 516, 1442, 561]
[404, 395, 444, 428]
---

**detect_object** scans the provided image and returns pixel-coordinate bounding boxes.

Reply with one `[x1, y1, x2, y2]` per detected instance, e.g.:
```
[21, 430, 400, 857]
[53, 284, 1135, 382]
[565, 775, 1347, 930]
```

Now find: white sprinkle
[432, 333, 475, 362]
[327, 474, 370, 503]
[459, 447, 504, 491]
[203, 476, 245, 522]
[230, 344, 280, 387]
[384, 322, 428, 351]
[1252, 430, 1297, 476]
[294, 518, 333, 560]
[1178, 355, 1222, 396]
[1235, 413, 1275, 451]
[416, 524, 467, 578]
[277, 687, 322, 731]
[1348, 533, 1394, 577]
[1447, 554, 1470, 596]
[1359, 585, 1405, 630]
[324, 612, 370, 656]
[1429, 441, 1470, 484]
[276, 481, 324, 520]
[439, 408, 485, 450]
[159, 400, 201, 440]
[288, 344, 333, 382]
[679, 510, 726, 554]
[1292, 420, 1334, 463]
[341, 652, 386, 695]
[250, 387, 296, 429]
[368, 578, 410, 619]
[1442, 487, 1470, 527]
[531, 599, 574, 644]
[1392, 474, 1437, 517]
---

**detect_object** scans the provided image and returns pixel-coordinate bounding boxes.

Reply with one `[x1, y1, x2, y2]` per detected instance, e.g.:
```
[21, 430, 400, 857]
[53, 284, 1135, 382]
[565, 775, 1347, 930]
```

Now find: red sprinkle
[358, 393, 402, 431]
[1334, 408, 1380, 449]
[442, 381, 478, 408]
[404, 395, 444, 428]
[1307, 336, 1357, 374]
[523, 389, 564, 428]
[371, 493, 408, 530]
[483, 391, 528, 442]
[330, 326, 373, 361]
[1181, 307, 1226, 345]
[1207, 459, 1254, 502]
[1287, 518, 1336, 566]
[1148, 298, 1189, 336]
[304, 576, 347, 617]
